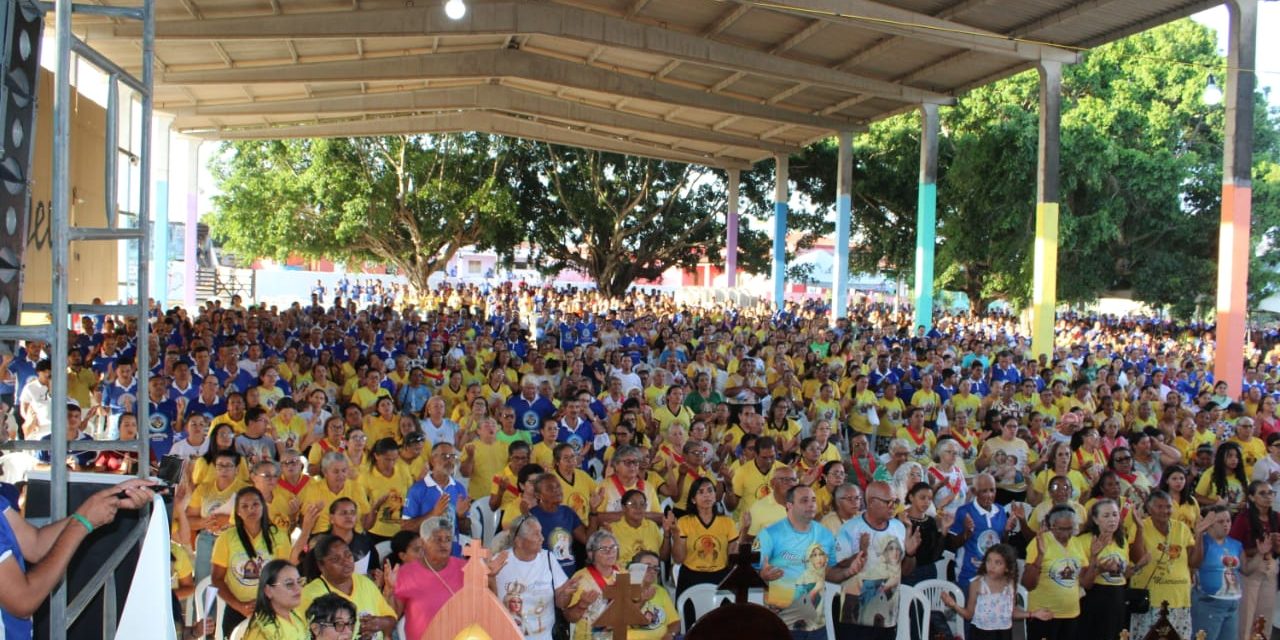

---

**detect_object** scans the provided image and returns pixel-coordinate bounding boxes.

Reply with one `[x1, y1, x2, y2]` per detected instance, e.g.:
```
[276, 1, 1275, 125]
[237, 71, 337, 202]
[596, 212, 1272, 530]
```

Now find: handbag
[548, 551, 572, 640]
[1126, 543, 1165, 615]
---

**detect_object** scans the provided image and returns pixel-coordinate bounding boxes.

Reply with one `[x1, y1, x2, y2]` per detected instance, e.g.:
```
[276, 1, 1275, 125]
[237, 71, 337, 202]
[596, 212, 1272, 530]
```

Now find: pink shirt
[395, 557, 466, 639]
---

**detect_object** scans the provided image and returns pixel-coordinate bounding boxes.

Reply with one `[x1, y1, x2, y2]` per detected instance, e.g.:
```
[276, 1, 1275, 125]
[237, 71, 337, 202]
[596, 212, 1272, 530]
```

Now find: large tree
[207, 134, 523, 291]
[514, 143, 772, 296]
[780, 18, 1280, 317]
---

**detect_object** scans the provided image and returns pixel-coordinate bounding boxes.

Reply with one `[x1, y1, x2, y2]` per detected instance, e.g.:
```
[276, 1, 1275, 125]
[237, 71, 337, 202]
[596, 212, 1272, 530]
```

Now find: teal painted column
[913, 103, 940, 331]
[833, 131, 853, 322]
[772, 154, 789, 309]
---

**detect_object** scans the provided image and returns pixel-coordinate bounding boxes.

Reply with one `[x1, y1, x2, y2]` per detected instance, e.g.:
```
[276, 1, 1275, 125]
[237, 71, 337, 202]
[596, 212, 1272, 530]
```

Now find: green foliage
[781, 18, 1280, 317]
[513, 143, 770, 296]
[207, 134, 523, 290]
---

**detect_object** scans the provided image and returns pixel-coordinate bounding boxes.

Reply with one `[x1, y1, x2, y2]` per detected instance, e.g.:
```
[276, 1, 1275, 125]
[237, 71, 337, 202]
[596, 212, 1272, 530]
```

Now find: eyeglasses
[271, 578, 306, 589]
[594, 544, 619, 553]
[867, 496, 896, 505]
[617, 459, 641, 466]
[215, 463, 236, 470]
[316, 620, 356, 632]
[623, 501, 647, 508]
[435, 453, 459, 460]
[283, 460, 302, 466]
[256, 473, 280, 480]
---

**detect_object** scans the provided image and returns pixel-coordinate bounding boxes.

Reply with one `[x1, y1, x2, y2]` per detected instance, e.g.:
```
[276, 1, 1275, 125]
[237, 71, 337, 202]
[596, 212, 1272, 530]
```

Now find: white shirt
[18, 378, 52, 439]
[420, 417, 458, 447]
[493, 549, 568, 640]
[1253, 455, 1280, 496]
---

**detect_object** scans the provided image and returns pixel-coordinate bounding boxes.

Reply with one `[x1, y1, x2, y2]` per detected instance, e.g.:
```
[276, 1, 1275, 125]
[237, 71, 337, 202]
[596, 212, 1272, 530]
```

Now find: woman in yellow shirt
[242, 560, 308, 640]
[1157, 466, 1200, 530]
[844, 375, 879, 438]
[360, 397, 397, 446]
[211, 488, 294, 634]
[1023, 505, 1098, 640]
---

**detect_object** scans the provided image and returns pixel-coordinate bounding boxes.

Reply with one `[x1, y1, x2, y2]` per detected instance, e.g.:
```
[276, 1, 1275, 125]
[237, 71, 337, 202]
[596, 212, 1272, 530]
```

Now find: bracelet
[71, 513, 94, 534]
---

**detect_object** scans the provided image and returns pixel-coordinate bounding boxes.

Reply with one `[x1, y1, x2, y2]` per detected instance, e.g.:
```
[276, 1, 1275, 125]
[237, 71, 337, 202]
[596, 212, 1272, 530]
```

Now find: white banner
[115, 495, 176, 640]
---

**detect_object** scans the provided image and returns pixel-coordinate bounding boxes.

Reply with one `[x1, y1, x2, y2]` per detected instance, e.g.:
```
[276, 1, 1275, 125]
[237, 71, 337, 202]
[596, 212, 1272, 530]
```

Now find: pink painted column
[1213, 0, 1257, 395]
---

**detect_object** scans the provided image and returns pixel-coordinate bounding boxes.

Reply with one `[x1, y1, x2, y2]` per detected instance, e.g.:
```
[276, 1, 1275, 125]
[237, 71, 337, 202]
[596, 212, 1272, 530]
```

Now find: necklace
[424, 559, 457, 596]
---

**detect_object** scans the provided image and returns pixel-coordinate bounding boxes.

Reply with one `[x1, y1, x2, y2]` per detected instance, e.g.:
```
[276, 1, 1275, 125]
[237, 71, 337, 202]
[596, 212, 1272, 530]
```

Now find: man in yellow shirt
[742, 466, 797, 544]
[725, 435, 784, 518]
[1229, 417, 1266, 477]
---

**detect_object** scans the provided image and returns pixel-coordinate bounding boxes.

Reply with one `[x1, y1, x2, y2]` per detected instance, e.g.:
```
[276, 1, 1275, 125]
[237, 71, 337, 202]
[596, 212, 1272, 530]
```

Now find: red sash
[906, 427, 927, 446]
[952, 429, 973, 452]
[494, 474, 520, 496]
[851, 457, 876, 488]
[610, 475, 643, 496]
[661, 445, 686, 467]
[587, 565, 616, 591]
[929, 466, 963, 495]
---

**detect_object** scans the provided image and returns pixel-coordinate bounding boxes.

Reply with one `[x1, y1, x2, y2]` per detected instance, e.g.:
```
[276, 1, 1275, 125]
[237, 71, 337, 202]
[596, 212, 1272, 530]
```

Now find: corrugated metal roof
[67, 0, 1223, 166]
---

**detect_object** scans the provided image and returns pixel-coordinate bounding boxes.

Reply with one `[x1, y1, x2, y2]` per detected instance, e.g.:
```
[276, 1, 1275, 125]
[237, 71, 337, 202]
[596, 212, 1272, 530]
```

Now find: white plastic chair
[674, 583, 718, 633]
[934, 550, 954, 580]
[1013, 585, 1029, 640]
[228, 619, 249, 640]
[375, 540, 393, 563]
[914, 578, 965, 638]
[396, 615, 407, 640]
[586, 458, 605, 480]
[823, 582, 841, 640]
[895, 584, 930, 640]
[470, 500, 501, 547]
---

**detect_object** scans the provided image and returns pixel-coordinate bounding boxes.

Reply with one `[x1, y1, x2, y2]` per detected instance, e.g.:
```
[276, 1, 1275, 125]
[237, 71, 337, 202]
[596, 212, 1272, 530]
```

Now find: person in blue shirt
[2, 345, 43, 408]
[102, 358, 139, 416]
[402, 443, 472, 556]
[0, 478, 154, 636]
[1192, 504, 1241, 640]
[398, 368, 433, 418]
[36, 404, 98, 470]
[144, 376, 179, 458]
[756, 484, 854, 639]
[507, 379, 557, 435]
[528, 473, 587, 575]
[945, 474, 1023, 591]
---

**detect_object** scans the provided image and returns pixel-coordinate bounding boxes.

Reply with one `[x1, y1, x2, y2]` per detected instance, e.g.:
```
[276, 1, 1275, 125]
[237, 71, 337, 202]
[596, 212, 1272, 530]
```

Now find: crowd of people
[1, 281, 1279, 640]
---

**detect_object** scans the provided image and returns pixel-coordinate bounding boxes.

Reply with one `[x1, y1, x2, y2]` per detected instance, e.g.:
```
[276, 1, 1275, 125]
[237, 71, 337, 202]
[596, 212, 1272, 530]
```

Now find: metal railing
[0, 1, 155, 638]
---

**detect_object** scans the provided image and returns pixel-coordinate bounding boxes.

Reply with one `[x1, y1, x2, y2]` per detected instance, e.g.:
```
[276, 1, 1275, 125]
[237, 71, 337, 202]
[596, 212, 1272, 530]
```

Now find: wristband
[71, 513, 94, 534]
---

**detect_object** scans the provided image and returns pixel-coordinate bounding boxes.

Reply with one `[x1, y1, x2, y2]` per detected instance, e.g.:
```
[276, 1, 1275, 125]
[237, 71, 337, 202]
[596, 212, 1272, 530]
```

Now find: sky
[1192, 3, 1280, 106]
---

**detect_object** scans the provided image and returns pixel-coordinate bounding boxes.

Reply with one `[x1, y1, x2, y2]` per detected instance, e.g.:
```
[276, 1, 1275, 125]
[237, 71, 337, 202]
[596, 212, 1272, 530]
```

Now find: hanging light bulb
[1203, 74, 1223, 106]
[444, 0, 466, 20]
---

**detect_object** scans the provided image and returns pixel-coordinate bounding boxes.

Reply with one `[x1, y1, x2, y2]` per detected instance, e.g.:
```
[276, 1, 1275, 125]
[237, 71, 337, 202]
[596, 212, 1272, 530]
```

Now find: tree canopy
[207, 134, 522, 291]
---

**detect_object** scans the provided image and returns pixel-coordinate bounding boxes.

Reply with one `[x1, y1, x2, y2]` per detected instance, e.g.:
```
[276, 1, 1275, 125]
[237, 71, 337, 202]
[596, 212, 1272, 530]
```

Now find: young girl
[941, 543, 1053, 640]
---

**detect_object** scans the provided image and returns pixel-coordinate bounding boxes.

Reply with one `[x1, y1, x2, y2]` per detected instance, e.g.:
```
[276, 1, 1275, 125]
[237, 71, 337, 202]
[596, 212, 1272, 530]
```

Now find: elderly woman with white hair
[928, 437, 969, 515]
[566, 530, 623, 639]
[872, 438, 913, 484]
[491, 513, 583, 640]
[298, 451, 372, 534]
[394, 518, 465, 640]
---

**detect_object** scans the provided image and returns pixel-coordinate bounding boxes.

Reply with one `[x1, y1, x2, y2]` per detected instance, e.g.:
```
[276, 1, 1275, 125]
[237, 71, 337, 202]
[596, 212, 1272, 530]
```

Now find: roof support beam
[728, 0, 1078, 63]
[184, 111, 752, 169]
[178, 83, 800, 154]
[119, 1, 951, 103]
[162, 49, 859, 130]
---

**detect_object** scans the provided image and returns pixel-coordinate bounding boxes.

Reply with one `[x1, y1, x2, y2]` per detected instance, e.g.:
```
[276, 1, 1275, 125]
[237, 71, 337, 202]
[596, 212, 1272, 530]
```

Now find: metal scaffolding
[0, 1, 154, 638]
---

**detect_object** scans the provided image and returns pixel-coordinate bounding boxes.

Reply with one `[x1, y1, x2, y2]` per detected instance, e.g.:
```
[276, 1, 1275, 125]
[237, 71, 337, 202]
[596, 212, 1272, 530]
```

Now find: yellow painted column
[1031, 203, 1059, 359]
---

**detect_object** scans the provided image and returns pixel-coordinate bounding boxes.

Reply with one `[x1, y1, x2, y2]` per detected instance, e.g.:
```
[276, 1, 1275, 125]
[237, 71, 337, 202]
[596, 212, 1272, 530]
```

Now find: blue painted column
[833, 131, 853, 323]
[913, 104, 940, 331]
[772, 154, 789, 309]
[150, 115, 171, 308]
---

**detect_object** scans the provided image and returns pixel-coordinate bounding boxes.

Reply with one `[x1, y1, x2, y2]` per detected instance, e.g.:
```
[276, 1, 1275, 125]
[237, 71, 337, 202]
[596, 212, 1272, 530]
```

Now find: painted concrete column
[914, 104, 940, 332]
[773, 154, 789, 309]
[150, 115, 171, 308]
[726, 168, 740, 288]
[833, 130, 853, 323]
[1030, 61, 1062, 359]
[183, 138, 201, 310]
[1214, 0, 1258, 395]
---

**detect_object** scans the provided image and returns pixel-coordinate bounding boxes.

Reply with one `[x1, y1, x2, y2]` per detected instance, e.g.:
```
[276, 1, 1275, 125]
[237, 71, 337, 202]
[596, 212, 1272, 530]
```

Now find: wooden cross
[460, 538, 491, 586]
[718, 545, 767, 604]
[594, 572, 649, 640]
